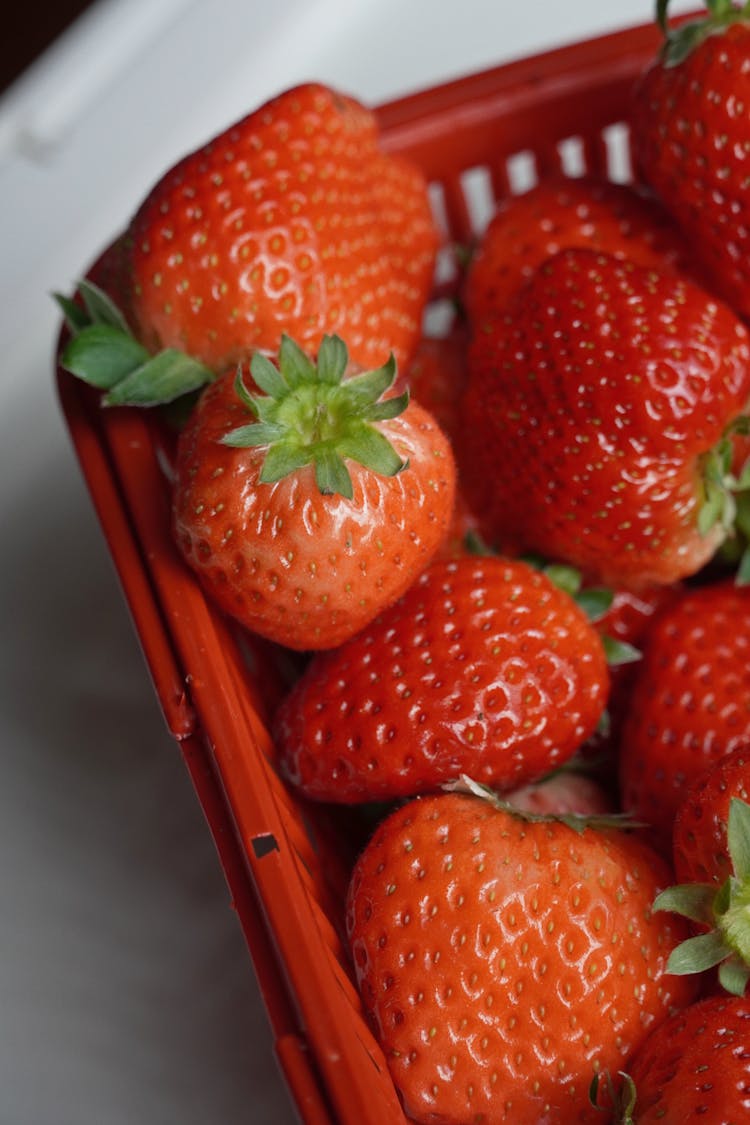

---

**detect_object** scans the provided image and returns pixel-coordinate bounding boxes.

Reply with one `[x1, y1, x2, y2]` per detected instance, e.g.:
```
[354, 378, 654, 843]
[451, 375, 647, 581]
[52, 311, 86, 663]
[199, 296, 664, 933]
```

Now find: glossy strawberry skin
[461, 248, 750, 588]
[345, 792, 696, 1125]
[633, 21, 750, 320]
[464, 176, 693, 326]
[125, 84, 438, 374]
[619, 582, 750, 851]
[672, 746, 750, 887]
[171, 368, 456, 652]
[273, 555, 609, 802]
[624, 993, 750, 1122]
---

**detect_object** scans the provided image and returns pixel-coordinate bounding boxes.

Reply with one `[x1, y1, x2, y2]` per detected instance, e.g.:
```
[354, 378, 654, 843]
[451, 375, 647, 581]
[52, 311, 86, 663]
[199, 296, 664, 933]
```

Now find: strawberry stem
[654, 797, 750, 995]
[221, 334, 409, 499]
[656, 0, 750, 66]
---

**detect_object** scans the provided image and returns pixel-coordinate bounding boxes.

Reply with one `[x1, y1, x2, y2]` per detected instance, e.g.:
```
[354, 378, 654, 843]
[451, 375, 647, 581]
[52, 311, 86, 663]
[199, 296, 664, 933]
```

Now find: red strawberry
[651, 766, 750, 998]
[124, 83, 438, 376]
[619, 581, 750, 852]
[632, 4, 750, 320]
[614, 993, 750, 1121]
[460, 248, 750, 588]
[273, 554, 609, 802]
[464, 175, 693, 326]
[673, 745, 750, 887]
[171, 334, 456, 651]
[345, 787, 696, 1125]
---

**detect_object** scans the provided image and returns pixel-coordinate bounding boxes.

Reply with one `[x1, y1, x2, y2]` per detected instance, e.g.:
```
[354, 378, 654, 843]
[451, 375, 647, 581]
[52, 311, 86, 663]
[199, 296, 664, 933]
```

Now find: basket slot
[602, 121, 634, 183]
[505, 149, 537, 196]
[558, 135, 587, 178]
[458, 164, 496, 238]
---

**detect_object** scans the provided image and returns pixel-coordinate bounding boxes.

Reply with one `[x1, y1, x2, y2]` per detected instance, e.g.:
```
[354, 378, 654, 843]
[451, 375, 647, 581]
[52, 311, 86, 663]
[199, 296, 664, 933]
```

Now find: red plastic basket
[56, 18, 666, 1124]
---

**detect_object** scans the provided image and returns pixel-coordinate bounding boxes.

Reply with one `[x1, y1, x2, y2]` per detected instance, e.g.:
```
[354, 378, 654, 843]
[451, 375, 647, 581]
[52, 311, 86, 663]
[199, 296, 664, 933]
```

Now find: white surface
[1, 1, 696, 1122]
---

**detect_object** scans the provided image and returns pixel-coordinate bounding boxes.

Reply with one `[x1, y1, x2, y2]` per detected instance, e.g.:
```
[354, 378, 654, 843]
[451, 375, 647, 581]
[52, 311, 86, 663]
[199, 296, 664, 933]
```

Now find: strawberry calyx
[221, 334, 409, 499]
[657, 0, 750, 67]
[653, 796, 750, 995]
[699, 415, 750, 581]
[54, 279, 214, 406]
[445, 774, 642, 835]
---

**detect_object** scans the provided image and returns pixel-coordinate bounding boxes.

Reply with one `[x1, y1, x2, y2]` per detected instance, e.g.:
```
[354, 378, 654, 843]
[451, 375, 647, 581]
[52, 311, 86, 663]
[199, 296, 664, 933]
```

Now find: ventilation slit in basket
[603, 121, 634, 184]
[505, 149, 537, 196]
[459, 165, 495, 238]
[558, 135, 586, 179]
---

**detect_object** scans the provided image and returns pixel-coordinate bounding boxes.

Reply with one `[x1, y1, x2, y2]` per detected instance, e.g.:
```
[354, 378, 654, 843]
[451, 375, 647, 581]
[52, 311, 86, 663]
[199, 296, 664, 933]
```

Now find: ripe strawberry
[171, 334, 456, 651]
[463, 175, 693, 326]
[345, 787, 696, 1125]
[673, 745, 750, 887]
[460, 247, 750, 589]
[652, 765, 750, 998]
[619, 581, 750, 852]
[632, 3, 750, 320]
[614, 993, 750, 1121]
[273, 554, 609, 803]
[124, 83, 438, 376]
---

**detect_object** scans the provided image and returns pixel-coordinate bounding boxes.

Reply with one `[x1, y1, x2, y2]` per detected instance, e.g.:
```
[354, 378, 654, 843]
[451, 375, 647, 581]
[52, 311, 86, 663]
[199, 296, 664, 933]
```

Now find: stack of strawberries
[57, 2, 750, 1121]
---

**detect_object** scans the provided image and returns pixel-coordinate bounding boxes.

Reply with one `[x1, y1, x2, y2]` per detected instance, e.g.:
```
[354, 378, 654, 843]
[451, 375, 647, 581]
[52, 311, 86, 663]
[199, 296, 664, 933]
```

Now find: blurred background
[1, 2, 696, 1122]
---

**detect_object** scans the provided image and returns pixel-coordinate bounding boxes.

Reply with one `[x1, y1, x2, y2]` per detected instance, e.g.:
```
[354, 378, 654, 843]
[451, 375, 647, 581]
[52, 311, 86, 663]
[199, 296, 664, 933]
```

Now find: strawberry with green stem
[654, 782, 750, 997]
[632, 0, 750, 320]
[171, 333, 456, 652]
[461, 247, 750, 590]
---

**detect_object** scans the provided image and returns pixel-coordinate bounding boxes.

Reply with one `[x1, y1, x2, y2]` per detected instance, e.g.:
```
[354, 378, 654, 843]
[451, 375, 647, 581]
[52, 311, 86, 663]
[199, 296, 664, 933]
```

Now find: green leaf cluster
[654, 796, 750, 995]
[55, 279, 214, 407]
[221, 334, 409, 499]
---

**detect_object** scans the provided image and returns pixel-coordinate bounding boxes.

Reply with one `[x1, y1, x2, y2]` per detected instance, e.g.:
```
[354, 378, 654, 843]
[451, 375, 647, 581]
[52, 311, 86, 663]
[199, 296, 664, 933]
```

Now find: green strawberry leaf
[653, 882, 716, 925]
[666, 928, 728, 975]
[60, 325, 150, 390]
[55, 279, 214, 407]
[718, 954, 750, 996]
[728, 795, 750, 881]
[600, 635, 641, 667]
[222, 333, 408, 498]
[656, 798, 750, 992]
[104, 349, 215, 407]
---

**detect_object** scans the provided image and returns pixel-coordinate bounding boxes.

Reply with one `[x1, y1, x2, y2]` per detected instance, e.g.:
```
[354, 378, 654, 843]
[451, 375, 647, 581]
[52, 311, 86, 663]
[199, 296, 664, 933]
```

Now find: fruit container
[55, 16, 667, 1124]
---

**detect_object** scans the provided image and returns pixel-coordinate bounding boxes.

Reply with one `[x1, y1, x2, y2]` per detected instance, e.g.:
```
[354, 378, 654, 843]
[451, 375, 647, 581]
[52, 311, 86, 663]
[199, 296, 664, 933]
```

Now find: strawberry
[611, 993, 750, 1121]
[171, 334, 456, 651]
[673, 745, 750, 887]
[273, 554, 609, 803]
[460, 247, 750, 589]
[463, 175, 693, 326]
[123, 83, 438, 377]
[632, 2, 750, 321]
[619, 581, 750, 852]
[345, 785, 696, 1124]
[651, 772, 750, 998]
